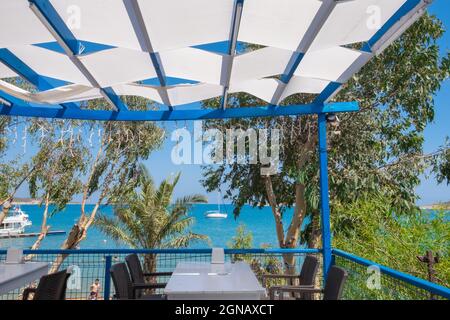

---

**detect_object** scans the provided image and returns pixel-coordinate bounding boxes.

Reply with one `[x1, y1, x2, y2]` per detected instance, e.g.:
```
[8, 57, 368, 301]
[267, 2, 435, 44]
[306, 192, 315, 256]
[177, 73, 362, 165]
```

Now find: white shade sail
[50, 0, 142, 51]
[0, 0, 428, 109]
[238, 0, 322, 52]
[0, 0, 54, 47]
[138, 0, 235, 52]
[0, 62, 17, 79]
[159, 48, 227, 86]
[294, 47, 372, 82]
[8, 45, 91, 86]
[79, 48, 157, 87]
[310, 0, 408, 51]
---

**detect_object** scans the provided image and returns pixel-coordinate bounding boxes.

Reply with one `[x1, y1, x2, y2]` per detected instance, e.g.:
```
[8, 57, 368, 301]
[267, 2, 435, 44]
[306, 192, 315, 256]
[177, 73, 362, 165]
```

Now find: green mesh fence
[1, 249, 446, 300]
[334, 255, 448, 300]
[0, 250, 310, 300]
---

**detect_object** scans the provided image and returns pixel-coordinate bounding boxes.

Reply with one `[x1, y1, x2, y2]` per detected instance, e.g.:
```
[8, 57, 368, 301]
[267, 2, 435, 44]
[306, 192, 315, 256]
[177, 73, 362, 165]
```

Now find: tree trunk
[49, 223, 86, 273]
[264, 174, 313, 276]
[143, 254, 157, 275]
[143, 253, 158, 293]
[264, 176, 299, 275]
[49, 200, 102, 273]
[307, 210, 321, 249]
[0, 198, 12, 225]
[283, 183, 308, 275]
[307, 210, 322, 298]
[25, 193, 51, 261]
[263, 176, 285, 248]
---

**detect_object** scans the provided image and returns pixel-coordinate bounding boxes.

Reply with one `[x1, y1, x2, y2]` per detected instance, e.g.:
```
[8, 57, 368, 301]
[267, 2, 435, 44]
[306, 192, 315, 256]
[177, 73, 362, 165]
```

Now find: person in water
[89, 279, 101, 300]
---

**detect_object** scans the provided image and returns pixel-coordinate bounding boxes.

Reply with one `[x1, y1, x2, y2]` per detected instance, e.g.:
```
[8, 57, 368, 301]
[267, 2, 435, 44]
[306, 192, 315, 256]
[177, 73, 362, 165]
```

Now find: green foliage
[0, 117, 29, 202]
[28, 121, 87, 214]
[432, 139, 450, 185]
[227, 225, 283, 280]
[333, 196, 450, 287]
[0, 161, 29, 201]
[95, 166, 209, 249]
[227, 224, 254, 249]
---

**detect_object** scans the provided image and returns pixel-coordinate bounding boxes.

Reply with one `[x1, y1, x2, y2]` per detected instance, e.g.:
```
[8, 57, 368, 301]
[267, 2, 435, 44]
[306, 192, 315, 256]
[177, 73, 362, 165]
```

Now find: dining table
[0, 261, 49, 295]
[164, 261, 265, 300]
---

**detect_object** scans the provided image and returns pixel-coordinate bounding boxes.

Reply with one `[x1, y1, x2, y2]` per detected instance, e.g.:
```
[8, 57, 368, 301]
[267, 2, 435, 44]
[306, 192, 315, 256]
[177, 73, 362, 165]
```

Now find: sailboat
[205, 192, 227, 219]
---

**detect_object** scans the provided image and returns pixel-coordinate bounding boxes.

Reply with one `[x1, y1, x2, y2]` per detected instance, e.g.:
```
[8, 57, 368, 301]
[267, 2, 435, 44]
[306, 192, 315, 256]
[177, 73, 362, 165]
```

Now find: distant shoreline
[11, 198, 449, 210]
[11, 198, 81, 205]
[13, 202, 82, 205]
[420, 205, 450, 210]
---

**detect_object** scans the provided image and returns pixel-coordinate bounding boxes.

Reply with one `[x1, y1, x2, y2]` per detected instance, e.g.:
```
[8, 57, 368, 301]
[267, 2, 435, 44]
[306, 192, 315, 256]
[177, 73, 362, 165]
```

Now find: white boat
[204, 210, 228, 219]
[205, 192, 227, 219]
[0, 206, 32, 237]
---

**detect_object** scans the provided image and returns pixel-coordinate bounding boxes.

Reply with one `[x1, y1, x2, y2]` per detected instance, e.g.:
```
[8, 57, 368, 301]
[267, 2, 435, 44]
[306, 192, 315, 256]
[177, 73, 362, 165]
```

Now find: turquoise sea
[0, 204, 296, 250]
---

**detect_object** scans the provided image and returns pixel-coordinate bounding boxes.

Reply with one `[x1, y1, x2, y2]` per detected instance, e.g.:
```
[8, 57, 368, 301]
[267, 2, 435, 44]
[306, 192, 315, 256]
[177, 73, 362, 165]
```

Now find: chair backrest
[299, 255, 319, 286]
[323, 266, 348, 300]
[110, 262, 133, 299]
[125, 253, 146, 284]
[33, 269, 70, 300]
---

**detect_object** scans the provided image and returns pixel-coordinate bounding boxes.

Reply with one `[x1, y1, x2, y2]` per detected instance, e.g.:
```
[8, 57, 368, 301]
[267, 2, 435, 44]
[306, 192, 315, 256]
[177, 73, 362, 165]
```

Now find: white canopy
[0, 0, 429, 110]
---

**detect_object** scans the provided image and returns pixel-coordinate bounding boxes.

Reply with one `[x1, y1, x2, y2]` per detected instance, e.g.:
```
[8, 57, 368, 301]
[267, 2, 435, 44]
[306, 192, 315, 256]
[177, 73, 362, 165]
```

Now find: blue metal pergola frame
[0, 0, 428, 283]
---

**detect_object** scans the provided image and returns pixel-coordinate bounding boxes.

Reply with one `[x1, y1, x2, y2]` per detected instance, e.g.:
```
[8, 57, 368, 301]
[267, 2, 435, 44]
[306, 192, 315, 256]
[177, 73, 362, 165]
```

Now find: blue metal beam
[315, 0, 425, 104]
[221, 0, 244, 110]
[272, 0, 336, 104]
[102, 87, 129, 111]
[0, 48, 77, 110]
[0, 247, 320, 255]
[123, 0, 172, 110]
[318, 113, 332, 282]
[362, 0, 422, 53]
[0, 91, 359, 121]
[29, 0, 128, 111]
[333, 248, 450, 299]
[103, 255, 112, 300]
[28, 0, 82, 55]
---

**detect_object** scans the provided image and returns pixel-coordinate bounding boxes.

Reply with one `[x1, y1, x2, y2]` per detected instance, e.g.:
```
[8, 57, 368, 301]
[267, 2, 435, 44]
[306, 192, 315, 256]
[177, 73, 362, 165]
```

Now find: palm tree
[95, 166, 209, 276]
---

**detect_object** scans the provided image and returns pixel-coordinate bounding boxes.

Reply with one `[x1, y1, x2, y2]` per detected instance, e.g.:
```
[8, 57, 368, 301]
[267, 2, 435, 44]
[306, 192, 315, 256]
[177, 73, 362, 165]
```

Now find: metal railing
[0, 248, 318, 300]
[0, 248, 448, 300]
[332, 249, 450, 300]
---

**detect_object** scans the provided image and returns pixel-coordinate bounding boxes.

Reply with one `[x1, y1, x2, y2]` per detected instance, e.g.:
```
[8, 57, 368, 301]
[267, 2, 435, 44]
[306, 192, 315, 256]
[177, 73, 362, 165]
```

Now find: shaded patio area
[0, 0, 448, 301]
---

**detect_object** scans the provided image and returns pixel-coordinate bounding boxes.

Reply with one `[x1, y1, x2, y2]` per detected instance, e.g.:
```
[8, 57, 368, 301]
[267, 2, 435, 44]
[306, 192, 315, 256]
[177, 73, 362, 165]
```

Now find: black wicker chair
[110, 262, 165, 300]
[269, 265, 348, 300]
[22, 269, 71, 300]
[125, 253, 172, 297]
[261, 255, 319, 299]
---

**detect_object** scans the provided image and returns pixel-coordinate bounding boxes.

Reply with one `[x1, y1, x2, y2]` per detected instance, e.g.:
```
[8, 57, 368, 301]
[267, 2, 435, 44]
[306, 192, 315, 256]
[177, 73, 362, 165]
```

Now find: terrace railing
[0, 248, 448, 300]
[332, 249, 450, 300]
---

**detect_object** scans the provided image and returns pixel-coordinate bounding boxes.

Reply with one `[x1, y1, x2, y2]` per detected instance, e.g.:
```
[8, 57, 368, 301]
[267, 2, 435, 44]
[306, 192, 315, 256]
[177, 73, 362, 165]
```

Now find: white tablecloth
[0, 262, 49, 294]
[164, 262, 265, 300]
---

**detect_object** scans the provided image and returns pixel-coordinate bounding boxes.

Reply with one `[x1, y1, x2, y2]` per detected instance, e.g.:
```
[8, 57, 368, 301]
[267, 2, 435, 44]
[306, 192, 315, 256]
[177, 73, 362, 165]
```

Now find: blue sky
[7, 1, 450, 205]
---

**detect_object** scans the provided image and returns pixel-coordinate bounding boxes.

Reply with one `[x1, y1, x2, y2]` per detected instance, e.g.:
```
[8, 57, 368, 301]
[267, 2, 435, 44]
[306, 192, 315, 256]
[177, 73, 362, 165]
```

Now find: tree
[49, 113, 164, 272]
[0, 117, 46, 225]
[201, 14, 450, 272]
[27, 121, 86, 252]
[1, 82, 164, 267]
[0, 160, 31, 224]
[0, 79, 39, 223]
[95, 166, 209, 276]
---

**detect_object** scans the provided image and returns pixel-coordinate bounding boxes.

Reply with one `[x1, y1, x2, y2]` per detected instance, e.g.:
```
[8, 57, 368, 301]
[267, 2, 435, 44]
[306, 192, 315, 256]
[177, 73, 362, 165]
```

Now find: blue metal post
[318, 113, 332, 281]
[103, 255, 112, 300]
